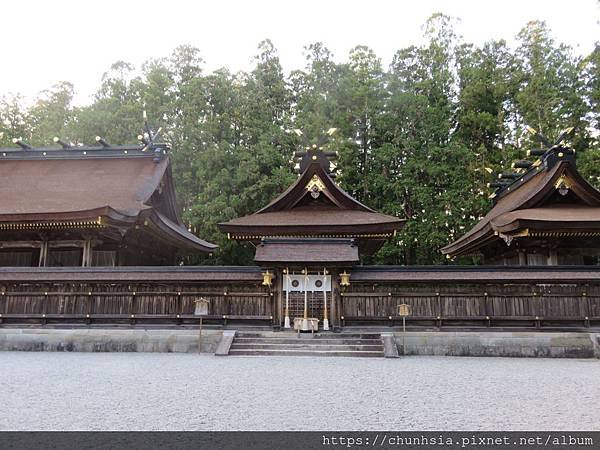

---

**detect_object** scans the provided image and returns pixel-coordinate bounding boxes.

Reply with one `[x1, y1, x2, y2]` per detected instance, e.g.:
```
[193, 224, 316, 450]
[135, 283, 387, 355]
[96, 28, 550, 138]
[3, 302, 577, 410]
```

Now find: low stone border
[0, 328, 223, 353]
[392, 331, 600, 358]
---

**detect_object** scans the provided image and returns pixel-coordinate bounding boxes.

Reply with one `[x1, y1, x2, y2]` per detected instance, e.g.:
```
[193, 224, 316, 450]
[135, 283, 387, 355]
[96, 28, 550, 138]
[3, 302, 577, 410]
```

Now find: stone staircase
[226, 332, 385, 357]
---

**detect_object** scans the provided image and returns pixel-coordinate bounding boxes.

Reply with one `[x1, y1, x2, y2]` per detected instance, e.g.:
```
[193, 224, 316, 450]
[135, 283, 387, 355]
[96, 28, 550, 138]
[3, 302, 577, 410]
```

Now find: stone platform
[0, 327, 598, 358]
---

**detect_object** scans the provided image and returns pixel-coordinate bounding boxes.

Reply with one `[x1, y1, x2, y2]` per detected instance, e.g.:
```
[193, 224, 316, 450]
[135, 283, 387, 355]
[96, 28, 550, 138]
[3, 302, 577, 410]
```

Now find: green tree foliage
[0, 94, 29, 146]
[514, 21, 591, 151]
[1, 15, 598, 265]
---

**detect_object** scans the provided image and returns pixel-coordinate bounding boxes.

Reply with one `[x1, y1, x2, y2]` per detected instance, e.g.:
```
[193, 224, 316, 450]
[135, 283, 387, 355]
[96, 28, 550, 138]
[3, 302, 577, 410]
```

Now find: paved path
[0, 352, 598, 430]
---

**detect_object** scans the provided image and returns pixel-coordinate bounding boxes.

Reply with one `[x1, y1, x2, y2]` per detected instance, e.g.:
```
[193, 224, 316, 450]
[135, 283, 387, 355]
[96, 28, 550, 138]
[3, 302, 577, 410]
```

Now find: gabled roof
[442, 146, 600, 257]
[0, 145, 216, 253]
[257, 160, 375, 213]
[219, 156, 404, 241]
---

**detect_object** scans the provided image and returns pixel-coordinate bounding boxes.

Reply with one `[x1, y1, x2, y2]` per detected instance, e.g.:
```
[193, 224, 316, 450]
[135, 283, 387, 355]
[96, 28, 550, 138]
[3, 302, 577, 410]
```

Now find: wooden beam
[48, 240, 86, 248]
[0, 241, 43, 249]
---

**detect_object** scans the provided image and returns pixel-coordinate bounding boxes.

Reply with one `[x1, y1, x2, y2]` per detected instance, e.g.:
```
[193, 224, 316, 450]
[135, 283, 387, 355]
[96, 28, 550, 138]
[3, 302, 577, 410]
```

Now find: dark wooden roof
[254, 238, 359, 266]
[0, 145, 216, 253]
[442, 146, 600, 257]
[2, 265, 600, 284]
[219, 152, 405, 241]
[0, 266, 262, 282]
[221, 207, 401, 235]
[351, 265, 600, 283]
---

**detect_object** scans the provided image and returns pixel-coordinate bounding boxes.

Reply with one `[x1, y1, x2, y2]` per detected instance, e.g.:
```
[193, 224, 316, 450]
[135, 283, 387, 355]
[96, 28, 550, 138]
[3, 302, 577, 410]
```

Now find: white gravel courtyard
[0, 352, 598, 431]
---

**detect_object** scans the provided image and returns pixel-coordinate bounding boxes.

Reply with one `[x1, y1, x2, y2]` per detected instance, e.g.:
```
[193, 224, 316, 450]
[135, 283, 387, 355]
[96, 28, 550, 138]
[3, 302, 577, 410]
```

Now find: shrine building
[442, 140, 600, 265]
[219, 146, 405, 330]
[0, 139, 216, 267]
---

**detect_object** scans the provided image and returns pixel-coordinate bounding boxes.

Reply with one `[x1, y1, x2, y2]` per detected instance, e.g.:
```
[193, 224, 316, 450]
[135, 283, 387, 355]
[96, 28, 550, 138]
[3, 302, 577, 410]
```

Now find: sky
[1, 0, 599, 106]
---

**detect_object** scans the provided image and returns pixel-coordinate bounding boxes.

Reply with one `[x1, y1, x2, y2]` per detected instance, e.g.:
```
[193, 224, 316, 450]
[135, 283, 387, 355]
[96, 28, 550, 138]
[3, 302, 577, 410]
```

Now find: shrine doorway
[282, 269, 332, 331]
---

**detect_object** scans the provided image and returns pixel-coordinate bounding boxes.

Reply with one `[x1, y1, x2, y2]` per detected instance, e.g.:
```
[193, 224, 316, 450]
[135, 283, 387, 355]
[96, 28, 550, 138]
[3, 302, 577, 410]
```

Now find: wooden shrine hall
[219, 144, 405, 330]
[0, 139, 216, 267]
[442, 131, 600, 265]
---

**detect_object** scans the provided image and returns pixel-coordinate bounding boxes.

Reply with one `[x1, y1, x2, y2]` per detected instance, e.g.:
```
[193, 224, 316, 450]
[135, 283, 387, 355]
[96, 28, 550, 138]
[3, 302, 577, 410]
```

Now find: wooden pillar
[177, 289, 183, 317]
[273, 268, 282, 330]
[518, 250, 526, 266]
[82, 239, 93, 267]
[322, 267, 329, 330]
[81, 241, 87, 267]
[483, 291, 490, 327]
[547, 249, 558, 266]
[331, 269, 341, 331]
[129, 288, 136, 318]
[42, 290, 48, 324]
[437, 290, 443, 329]
[38, 241, 48, 267]
[583, 289, 591, 327]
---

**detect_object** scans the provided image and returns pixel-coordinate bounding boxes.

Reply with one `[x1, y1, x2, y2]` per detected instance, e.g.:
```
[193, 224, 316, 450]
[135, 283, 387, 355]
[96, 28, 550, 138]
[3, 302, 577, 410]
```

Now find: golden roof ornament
[554, 174, 572, 196]
[306, 174, 326, 198]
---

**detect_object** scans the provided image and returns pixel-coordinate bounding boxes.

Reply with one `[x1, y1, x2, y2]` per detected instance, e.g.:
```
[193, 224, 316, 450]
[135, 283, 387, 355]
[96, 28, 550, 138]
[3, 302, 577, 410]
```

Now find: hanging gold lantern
[262, 270, 274, 287]
[340, 271, 351, 287]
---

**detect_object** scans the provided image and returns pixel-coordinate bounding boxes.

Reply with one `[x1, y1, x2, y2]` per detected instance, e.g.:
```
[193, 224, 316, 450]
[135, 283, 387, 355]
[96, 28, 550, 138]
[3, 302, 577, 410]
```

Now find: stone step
[230, 343, 384, 351]
[228, 349, 384, 357]
[227, 332, 386, 357]
[233, 337, 382, 345]
[237, 333, 382, 340]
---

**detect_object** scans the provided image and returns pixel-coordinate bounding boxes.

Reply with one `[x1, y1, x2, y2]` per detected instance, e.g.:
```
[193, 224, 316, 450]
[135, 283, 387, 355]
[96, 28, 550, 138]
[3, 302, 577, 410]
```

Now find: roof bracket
[499, 229, 529, 247]
[12, 138, 32, 150]
[95, 136, 110, 148]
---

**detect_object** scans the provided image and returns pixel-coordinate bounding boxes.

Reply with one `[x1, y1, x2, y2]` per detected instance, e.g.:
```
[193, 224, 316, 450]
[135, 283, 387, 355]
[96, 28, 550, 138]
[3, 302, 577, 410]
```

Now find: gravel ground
[0, 352, 598, 431]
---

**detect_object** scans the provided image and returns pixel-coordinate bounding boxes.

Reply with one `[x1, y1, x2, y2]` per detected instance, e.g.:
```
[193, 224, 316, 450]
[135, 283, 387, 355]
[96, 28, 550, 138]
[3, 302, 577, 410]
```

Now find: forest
[1, 14, 599, 265]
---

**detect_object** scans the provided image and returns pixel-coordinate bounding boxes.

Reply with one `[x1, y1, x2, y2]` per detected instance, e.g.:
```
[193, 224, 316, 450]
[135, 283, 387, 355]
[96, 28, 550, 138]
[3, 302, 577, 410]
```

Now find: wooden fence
[0, 266, 599, 329]
[0, 267, 272, 326]
[342, 267, 600, 329]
